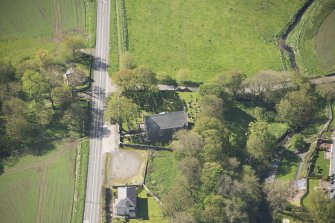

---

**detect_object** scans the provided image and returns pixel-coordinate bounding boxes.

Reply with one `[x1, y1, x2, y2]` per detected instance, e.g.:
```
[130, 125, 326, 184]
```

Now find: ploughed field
[125, 0, 306, 81]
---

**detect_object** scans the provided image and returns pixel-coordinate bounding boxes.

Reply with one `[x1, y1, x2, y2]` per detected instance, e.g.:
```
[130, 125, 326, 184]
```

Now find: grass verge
[71, 139, 89, 223]
[109, 0, 120, 73]
[84, 0, 97, 47]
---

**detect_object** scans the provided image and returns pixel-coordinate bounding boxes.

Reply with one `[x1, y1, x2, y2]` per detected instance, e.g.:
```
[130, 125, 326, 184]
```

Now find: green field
[125, 0, 306, 81]
[0, 0, 85, 40]
[0, 139, 77, 223]
[145, 151, 178, 197]
[0, 0, 94, 63]
[0, 37, 56, 63]
[129, 189, 167, 223]
[316, 9, 335, 73]
[287, 0, 335, 76]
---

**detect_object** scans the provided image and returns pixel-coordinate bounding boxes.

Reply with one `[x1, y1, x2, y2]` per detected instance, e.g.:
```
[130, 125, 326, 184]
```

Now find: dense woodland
[0, 34, 90, 172]
[106, 53, 335, 223]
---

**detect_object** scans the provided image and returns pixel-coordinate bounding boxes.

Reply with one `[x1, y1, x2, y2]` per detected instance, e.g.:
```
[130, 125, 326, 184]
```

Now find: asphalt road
[84, 0, 111, 222]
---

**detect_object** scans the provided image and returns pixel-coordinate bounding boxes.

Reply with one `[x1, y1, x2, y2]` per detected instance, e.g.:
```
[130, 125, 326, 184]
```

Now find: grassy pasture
[287, 0, 335, 76]
[0, 37, 56, 64]
[0, 139, 77, 223]
[316, 9, 335, 73]
[125, 0, 306, 81]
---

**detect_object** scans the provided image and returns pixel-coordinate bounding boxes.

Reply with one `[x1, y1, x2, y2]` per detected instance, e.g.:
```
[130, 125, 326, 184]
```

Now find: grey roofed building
[144, 111, 188, 141]
[115, 186, 137, 218]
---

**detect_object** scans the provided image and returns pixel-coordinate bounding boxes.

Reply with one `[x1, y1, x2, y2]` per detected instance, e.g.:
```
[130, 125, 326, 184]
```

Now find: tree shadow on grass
[30, 140, 55, 156]
[224, 106, 255, 147]
[137, 196, 149, 220]
[276, 149, 299, 178]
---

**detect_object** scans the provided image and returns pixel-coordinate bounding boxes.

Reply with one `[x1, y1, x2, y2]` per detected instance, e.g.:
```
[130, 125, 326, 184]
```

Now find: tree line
[0, 34, 90, 171]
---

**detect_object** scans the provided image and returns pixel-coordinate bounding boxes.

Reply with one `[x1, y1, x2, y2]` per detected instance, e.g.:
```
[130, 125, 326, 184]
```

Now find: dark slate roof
[145, 111, 188, 130]
[115, 187, 137, 208]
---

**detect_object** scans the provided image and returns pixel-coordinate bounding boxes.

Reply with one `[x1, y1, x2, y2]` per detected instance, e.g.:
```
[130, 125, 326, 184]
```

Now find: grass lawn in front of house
[129, 189, 167, 223]
[312, 150, 330, 177]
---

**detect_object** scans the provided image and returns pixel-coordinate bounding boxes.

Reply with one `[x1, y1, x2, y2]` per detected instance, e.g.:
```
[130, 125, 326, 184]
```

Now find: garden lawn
[302, 179, 320, 210]
[130, 189, 167, 223]
[276, 150, 299, 182]
[126, 0, 306, 81]
[145, 151, 178, 197]
[0, 139, 77, 223]
[312, 150, 330, 177]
